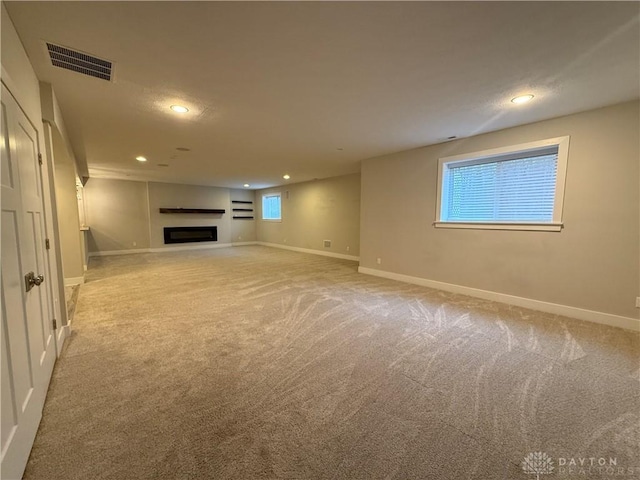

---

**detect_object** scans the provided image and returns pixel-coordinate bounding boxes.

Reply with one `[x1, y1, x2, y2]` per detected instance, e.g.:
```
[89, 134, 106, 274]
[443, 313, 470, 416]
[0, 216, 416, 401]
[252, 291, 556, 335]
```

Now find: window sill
[261, 218, 282, 223]
[433, 221, 563, 232]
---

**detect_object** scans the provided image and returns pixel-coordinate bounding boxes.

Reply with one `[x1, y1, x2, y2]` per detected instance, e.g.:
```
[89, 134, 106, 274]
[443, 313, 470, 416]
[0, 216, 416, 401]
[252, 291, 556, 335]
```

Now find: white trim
[261, 192, 282, 221]
[435, 136, 570, 230]
[358, 267, 639, 332]
[64, 276, 84, 286]
[232, 241, 259, 246]
[149, 243, 232, 253]
[1, 66, 19, 107]
[89, 243, 235, 257]
[56, 325, 70, 357]
[439, 136, 570, 165]
[89, 248, 149, 257]
[553, 136, 570, 222]
[258, 242, 359, 262]
[433, 221, 563, 232]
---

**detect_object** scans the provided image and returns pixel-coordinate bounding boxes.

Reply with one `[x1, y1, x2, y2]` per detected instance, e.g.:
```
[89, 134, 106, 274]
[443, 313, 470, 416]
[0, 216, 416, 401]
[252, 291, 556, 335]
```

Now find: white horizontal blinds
[263, 194, 281, 219]
[443, 150, 558, 222]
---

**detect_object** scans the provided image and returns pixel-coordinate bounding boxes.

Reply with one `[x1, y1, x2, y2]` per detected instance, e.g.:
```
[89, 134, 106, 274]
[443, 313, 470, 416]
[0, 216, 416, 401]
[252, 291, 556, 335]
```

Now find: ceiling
[6, 1, 639, 189]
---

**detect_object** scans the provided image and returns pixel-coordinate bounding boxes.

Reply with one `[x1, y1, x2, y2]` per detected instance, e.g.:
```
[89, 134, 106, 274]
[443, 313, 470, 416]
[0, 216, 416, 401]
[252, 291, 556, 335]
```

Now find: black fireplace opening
[164, 226, 218, 244]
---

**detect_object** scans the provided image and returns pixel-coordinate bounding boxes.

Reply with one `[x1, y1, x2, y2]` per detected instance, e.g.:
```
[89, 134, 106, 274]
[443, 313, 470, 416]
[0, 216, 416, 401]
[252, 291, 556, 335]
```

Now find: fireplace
[163, 226, 218, 244]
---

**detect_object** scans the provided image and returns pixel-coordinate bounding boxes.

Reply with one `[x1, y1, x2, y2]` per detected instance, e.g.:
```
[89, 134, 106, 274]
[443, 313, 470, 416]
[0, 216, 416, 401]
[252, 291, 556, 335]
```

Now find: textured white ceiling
[6, 1, 640, 189]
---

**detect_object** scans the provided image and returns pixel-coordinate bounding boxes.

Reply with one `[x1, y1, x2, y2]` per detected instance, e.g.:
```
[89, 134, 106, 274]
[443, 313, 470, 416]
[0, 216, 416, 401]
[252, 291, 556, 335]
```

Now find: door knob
[25, 272, 44, 292]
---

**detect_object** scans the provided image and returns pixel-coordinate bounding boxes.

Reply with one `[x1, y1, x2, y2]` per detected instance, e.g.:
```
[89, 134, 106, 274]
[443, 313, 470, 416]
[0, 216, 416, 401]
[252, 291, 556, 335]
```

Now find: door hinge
[52, 318, 57, 330]
[38, 153, 43, 166]
[45, 238, 50, 250]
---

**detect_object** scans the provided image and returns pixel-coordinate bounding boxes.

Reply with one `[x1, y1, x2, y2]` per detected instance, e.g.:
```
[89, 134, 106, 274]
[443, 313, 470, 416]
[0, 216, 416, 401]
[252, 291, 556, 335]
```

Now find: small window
[262, 193, 282, 221]
[435, 136, 569, 231]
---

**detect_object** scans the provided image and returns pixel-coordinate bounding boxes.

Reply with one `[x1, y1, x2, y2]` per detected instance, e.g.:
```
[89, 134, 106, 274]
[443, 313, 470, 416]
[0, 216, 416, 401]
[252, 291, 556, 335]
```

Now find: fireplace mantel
[159, 208, 225, 214]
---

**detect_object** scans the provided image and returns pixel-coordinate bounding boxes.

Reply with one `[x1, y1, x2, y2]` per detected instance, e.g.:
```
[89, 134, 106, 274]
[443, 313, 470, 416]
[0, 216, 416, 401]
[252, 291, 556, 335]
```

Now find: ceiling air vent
[46, 42, 112, 81]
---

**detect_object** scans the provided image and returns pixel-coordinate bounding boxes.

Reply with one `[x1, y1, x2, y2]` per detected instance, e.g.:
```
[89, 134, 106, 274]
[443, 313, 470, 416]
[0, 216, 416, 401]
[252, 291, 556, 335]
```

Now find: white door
[1, 84, 57, 479]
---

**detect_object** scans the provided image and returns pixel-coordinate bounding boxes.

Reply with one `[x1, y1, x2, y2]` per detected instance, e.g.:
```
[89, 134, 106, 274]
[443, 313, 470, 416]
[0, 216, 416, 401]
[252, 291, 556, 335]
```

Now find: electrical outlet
[238, 236, 242, 241]
[283, 238, 287, 243]
[133, 241, 137, 247]
[323, 240, 331, 248]
[346, 246, 350, 252]
[636, 297, 640, 308]
[376, 257, 381, 265]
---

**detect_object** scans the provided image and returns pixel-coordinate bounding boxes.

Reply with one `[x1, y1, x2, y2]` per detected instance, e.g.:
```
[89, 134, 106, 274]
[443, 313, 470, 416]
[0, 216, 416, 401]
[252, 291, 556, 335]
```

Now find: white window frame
[434, 136, 570, 232]
[261, 192, 282, 222]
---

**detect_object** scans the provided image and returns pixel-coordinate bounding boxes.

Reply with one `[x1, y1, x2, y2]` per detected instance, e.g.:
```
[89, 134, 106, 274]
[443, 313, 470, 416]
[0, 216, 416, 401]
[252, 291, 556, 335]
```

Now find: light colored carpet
[24, 246, 639, 480]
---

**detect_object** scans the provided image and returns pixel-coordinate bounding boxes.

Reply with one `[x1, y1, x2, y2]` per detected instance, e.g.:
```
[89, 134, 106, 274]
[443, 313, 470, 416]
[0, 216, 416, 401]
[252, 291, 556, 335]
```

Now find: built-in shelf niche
[159, 208, 225, 214]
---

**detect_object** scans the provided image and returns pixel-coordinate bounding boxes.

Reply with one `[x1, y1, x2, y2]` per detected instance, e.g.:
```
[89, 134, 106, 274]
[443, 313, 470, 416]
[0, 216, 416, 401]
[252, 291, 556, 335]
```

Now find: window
[262, 192, 282, 221]
[435, 136, 569, 231]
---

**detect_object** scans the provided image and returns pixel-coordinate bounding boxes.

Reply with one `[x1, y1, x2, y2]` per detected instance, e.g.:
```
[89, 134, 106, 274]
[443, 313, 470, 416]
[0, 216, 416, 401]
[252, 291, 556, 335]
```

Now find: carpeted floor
[24, 246, 639, 480]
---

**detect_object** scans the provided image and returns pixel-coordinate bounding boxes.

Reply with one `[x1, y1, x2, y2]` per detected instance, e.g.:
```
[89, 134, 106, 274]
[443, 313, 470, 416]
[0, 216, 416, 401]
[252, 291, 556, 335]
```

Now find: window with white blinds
[435, 137, 569, 231]
[262, 193, 282, 221]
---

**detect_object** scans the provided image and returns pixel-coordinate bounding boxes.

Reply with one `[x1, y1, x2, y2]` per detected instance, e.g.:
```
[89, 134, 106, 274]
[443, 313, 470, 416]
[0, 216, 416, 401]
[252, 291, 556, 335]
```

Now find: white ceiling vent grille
[46, 43, 112, 81]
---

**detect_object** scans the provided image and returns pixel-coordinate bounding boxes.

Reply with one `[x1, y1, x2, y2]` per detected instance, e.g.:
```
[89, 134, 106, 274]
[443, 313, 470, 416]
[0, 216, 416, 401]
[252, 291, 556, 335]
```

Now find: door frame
[41, 122, 70, 354]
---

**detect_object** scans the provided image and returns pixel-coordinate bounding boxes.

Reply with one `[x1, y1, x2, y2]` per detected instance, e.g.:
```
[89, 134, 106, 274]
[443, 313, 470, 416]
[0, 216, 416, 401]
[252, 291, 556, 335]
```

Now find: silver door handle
[25, 272, 44, 292]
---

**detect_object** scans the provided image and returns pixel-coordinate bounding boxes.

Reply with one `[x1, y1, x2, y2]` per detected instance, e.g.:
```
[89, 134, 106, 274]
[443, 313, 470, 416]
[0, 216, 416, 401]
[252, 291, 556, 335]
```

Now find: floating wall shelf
[231, 200, 254, 220]
[159, 208, 225, 214]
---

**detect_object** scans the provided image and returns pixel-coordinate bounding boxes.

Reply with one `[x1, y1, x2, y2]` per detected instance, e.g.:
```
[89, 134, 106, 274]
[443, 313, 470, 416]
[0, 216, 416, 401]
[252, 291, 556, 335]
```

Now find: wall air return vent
[46, 43, 112, 81]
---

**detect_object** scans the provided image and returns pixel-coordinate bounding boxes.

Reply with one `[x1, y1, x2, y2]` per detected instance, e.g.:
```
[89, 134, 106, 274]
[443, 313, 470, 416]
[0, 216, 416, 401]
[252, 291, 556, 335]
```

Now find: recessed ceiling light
[283, 174, 290, 180]
[135, 156, 147, 162]
[511, 94, 534, 105]
[243, 184, 250, 188]
[336, 148, 344, 151]
[170, 105, 189, 113]
[176, 147, 191, 151]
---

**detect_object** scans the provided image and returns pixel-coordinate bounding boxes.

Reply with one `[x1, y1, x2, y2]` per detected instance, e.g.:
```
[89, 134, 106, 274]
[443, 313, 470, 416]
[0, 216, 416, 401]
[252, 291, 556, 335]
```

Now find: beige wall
[360, 101, 640, 319]
[52, 136, 84, 282]
[230, 188, 257, 243]
[85, 175, 360, 255]
[1, 4, 42, 128]
[84, 178, 151, 253]
[84, 180, 256, 252]
[148, 182, 231, 248]
[256, 173, 361, 257]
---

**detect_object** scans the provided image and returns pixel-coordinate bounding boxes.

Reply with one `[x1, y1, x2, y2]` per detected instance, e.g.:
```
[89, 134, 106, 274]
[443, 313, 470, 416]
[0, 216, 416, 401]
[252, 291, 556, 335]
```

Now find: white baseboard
[56, 325, 70, 357]
[89, 248, 149, 257]
[258, 242, 359, 262]
[232, 241, 259, 246]
[358, 266, 640, 332]
[64, 276, 84, 286]
[89, 243, 235, 257]
[148, 243, 232, 253]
